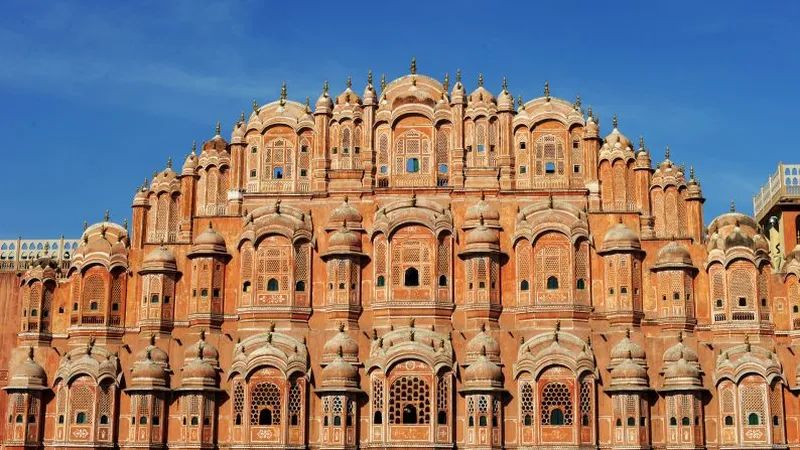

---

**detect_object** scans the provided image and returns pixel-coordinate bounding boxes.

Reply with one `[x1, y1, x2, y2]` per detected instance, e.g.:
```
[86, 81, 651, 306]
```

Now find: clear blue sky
[0, 0, 796, 237]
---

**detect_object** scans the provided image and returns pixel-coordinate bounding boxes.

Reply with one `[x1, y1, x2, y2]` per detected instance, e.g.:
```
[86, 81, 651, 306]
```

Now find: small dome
[189, 223, 229, 258]
[329, 228, 361, 249]
[316, 84, 333, 112]
[363, 83, 377, 106]
[469, 85, 496, 105]
[322, 326, 359, 362]
[654, 242, 693, 269]
[663, 337, 699, 365]
[434, 93, 450, 112]
[464, 351, 503, 384]
[465, 196, 500, 223]
[663, 357, 700, 381]
[585, 114, 599, 137]
[203, 132, 228, 153]
[142, 246, 177, 272]
[8, 349, 47, 389]
[610, 330, 646, 362]
[131, 355, 168, 382]
[335, 82, 362, 106]
[465, 325, 501, 362]
[724, 224, 755, 250]
[182, 153, 198, 174]
[753, 234, 769, 253]
[611, 357, 648, 381]
[183, 358, 217, 381]
[320, 352, 359, 390]
[184, 332, 219, 363]
[136, 340, 169, 365]
[497, 91, 514, 112]
[603, 126, 632, 151]
[195, 225, 226, 246]
[329, 197, 362, 227]
[601, 221, 641, 253]
[451, 78, 466, 104]
[465, 224, 500, 247]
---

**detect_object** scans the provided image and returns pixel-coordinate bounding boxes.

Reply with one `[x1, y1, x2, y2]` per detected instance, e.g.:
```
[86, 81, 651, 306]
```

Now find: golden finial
[730, 199, 735, 212]
[639, 136, 644, 150]
[239, 110, 245, 122]
[502, 75, 509, 92]
[612, 113, 618, 129]
[689, 166, 695, 180]
[323, 80, 329, 96]
[665, 146, 671, 160]
[191, 140, 197, 155]
[366, 69, 373, 86]
[478, 73, 483, 87]
[215, 121, 221, 135]
[544, 80, 550, 100]
[166, 156, 172, 169]
[574, 94, 581, 110]
[252, 98, 258, 112]
[280, 81, 287, 105]
[410, 56, 417, 74]
[456, 69, 461, 83]
[346, 75, 352, 89]
[305, 97, 310, 113]
[517, 95, 523, 108]
[587, 105, 593, 120]
[104, 209, 110, 222]
[123, 218, 128, 230]
[443, 72, 450, 91]
[380, 73, 386, 91]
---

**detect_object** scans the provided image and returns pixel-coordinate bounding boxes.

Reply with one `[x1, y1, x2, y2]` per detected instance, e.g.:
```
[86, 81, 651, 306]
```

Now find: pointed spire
[443, 72, 450, 91]
[104, 209, 110, 222]
[574, 94, 581, 110]
[478, 73, 483, 87]
[665, 146, 670, 160]
[730, 199, 736, 212]
[639, 136, 644, 151]
[200, 328, 206, 341]
[191, 140, 197, 155]
[252, 98, 259, 112]
[367, 69, 373, 86]
[346, 75, 352, 89]
[544, 81, 550, 100]
[456, 69, 462, 84]
[305, 97, 310, 113]
[517, 95, 523, 108]
[166, 156, 172, 169]
[84, 220, 88, 231]
[410, 56, 417, 74]
[502, 75, 508, 92]
[279, 81, 287, 105]
[587, 105, 594, 120]
[380, 73, 386, 91]
[239, 110, 245, 123]
[123, 218, 128, 230]
[149, 333, 156, 346]
[215, 121, 221, 136]
[323, 80, 329, 96]
[689, 166, 695, 180]
[612, 113, 618, 129]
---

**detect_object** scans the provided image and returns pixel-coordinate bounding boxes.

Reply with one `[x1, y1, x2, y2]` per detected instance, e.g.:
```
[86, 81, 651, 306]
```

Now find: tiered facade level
[5, 65, 800, 450]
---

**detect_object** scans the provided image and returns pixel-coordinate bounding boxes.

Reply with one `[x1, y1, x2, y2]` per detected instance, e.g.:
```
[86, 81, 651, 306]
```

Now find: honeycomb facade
[4, 64, 800, 450]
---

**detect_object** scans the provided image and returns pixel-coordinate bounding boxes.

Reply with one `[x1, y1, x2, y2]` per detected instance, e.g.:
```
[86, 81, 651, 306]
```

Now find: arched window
[437, 410, 446, 425]
[259, 409, 273, 425]
[333, 416, 341, 426]
[152, 416, 160, 425]
[725, 415, 734, 425]
[235, 414, 242, 425]
[524, 414, 532, 426]
[90, 302, 98, 311]
[520, 280, 529, 291]
[669, 417, 677, 426]
[479, 415, 488, 426]
[404, 267, 419, 287]
[76, 412, 87, 424]
[748, 413, 760, 425]
[406, 158, 420, 173]
[323, 416, 328, 427]
[15, 415, 22, 423]
[242, 281, 251, 293]
[267, 278, 279, 291]
[58, 415, 64, 424]
[140, 416, 148, 425]
[550, 408, 565, 425]
[373, 411, 382, 424]
[191, 416, 199, 425]
[100, 415, 109, 424]
[616, 418, 622, 426]
[295, 280, 305, 292]
[402, 405, 418, 424]
[547, 276, 559, 290]
[273, 167, 284, 179]
[681, 417, 691, 425]
[576, 278, 585, 290]
[469, 416, 475, 427]
[376, 275, 385, 287]
[627, 417, 636, 426]
[438, 275, 447, 287]
[582, 414, 590, 426]
[773, 415, 780, 426]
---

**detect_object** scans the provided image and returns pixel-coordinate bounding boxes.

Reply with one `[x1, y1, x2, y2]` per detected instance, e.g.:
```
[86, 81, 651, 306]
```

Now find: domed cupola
[142, 245, 178, 273]
[334, 76, 362, 107]
[462, 346, 503, 391]
[188, 222, 229, 258]
[180, 330, 220, 391]
[320, 348, 360, 392]
[327, 196, 363, 230]
[662, 333, 699, 365]
[662, 357, 702, 391]
[231, 113, 246, 142]
[497, 76, 514, 112]
[468, 73, 496, 105]
[599, 219, 642, 254]
[322, 323, 360, 365]
[184, 330, 219, 365]
[608, 352, 650, 392]
[129, 336, 170, 390]
[450, 70, 466, 105]
[584, 106, 599, 138]
[654, 242, 694, 271]
[136, 334, 170, 365]
[315, 80, 334, 114]
[465, 323, 501, 363]
[465, 192, 501, 226]
[724, 219, 755, 250]
[182, 141, 198, 175]
[462, 216, 501, 254]
[609, 329, 647, 370]
[5, 347, 47, 391]
[362, 70, 377, 106]
[202, 121, 228, 153]
[602, 114, 633, 152]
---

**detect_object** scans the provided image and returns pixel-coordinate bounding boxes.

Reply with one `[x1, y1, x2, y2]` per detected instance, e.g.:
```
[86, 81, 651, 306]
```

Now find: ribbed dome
[131, 353, 168, 382]
[316, 84, 333, 112]
[182, 153, 198, 174]
[335, 83, 362, 106]
[724, 223, 755, 250]
[188, 223, 229, 258]
[654, 242, 693, 269]
[465, 196, 500, 223]
[142, 246, 177, 272]
[465, 324, 501, 362]
[465, 223, 500, 247]
[195, 225, 226, 246]
[184, 331, 219, 363]
[753, 234, 769, 253]
[663, 335, 699, 364]
[603, 126, 632, 151]
[182, 358, 217, 381]
[203, 133, 228, 152]
[320, 351, 359, 390]
[464, 350, 503, 384]
[136, 340, 169, 365]
[468, 85, 496, 104]
[664, 357, 700, 380]
[497, 88, 514, 111]
[322, 325, 359, 363]
[611, 356, 648, 381]
[601, 221, 641, 253]
[7, 348, 47, 389]
[329, 197, 362, 227]
[610, 330, 646, 362]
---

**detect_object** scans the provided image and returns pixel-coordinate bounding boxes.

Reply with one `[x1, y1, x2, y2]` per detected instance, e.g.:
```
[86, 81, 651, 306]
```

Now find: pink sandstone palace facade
[3, 62, 800, 450]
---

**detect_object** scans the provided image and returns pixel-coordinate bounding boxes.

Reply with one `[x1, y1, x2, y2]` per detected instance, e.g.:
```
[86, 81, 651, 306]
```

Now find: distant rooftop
[754, 163, 800, 221]
[0, 237, 80, 273]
